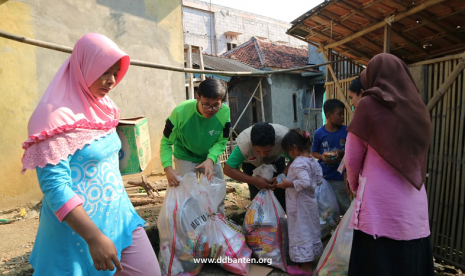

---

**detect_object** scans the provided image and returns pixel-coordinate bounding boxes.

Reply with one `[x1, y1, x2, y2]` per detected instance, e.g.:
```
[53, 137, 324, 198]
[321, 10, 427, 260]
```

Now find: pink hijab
[21, 33, 130, 172]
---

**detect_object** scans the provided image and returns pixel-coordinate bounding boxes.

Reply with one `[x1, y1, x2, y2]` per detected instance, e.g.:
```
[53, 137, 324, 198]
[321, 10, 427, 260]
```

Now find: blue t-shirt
[311, 125, 348, 180]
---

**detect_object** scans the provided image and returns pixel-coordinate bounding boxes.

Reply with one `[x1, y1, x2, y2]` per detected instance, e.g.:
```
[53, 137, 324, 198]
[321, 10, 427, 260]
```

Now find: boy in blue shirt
[311, 99, 350, 214]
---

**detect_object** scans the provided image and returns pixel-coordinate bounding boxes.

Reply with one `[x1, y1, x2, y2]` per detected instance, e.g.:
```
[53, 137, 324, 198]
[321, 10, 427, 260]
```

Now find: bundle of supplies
[245, 165, 288, 272]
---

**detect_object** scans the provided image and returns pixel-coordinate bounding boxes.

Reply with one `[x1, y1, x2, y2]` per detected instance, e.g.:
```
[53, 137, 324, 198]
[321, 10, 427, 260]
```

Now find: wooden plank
[323, 0, 447, 50]
[318, 43, 354, 118]
[186, 44, 194, 99]
[449, 62, 462, 263]
[383, 24, 391, 53]
[199, 47, 206, 81]
[427, 54, 465, 110]
[259, 79, 265, 122]
[430, 62, 442, 252]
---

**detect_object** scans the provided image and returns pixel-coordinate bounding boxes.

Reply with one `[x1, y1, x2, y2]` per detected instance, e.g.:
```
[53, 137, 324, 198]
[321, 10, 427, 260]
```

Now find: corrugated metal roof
[189, 54, 262, 73]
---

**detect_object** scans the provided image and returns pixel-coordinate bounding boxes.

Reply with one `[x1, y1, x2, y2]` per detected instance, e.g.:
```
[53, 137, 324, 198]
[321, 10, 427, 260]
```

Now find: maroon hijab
[347, 53, 431, 190]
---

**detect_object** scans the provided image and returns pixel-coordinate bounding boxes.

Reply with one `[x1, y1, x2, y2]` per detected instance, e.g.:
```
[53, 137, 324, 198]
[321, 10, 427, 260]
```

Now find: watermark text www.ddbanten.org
[193, 256, 273, 266]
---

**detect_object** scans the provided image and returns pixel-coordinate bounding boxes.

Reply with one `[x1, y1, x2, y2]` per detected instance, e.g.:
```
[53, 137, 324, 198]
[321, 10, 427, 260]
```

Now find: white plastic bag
[316, 200, 354, 276]
[252, 164, 277, 181]
[317, 179, 340, 238]
[158, 173, 209, 276]
[244, 189, 288, 272]
[199, 174, 252, 275]
[205, 214, 252, 275]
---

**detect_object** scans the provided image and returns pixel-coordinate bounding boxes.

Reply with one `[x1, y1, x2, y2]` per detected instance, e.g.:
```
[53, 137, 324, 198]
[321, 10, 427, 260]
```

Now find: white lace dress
[286, 156, 324, 263]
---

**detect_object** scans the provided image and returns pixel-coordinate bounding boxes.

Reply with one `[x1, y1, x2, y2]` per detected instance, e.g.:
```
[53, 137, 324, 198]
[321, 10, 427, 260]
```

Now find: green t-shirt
[160, 99, 231, 168]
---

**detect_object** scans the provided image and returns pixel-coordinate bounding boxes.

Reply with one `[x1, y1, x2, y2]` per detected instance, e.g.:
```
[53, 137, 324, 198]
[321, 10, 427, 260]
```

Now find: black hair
[348, 77, 364, 96]
[323, 99, 345, 117]
[281, 128, 312, 152]
[251, 122, 275, 147]
[197, 78, 227, 99]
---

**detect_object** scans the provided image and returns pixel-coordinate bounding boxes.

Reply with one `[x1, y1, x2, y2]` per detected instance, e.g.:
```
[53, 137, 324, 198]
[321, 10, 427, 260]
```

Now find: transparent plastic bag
[252, 164, 277, 181]
[316, 200, 355, 276]
[244, 189, 288, 272]
[158, 173, 209, 276]
[317, 179, 340, 238]
[199, 173, 252, 275]
[205, 214, 252, 275]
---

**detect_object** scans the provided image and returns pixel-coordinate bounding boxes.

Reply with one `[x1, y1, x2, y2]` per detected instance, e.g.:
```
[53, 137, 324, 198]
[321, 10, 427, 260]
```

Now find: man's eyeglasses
[201, 102, 222, 111]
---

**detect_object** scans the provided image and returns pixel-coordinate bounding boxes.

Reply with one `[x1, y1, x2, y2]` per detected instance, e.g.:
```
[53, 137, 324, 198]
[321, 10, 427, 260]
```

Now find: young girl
[22, 34, 160, 275]
[277, 129, 323, 276]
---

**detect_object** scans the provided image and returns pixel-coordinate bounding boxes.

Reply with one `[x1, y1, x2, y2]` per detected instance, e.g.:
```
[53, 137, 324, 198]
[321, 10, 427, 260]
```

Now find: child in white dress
[277, 129, 324, 276]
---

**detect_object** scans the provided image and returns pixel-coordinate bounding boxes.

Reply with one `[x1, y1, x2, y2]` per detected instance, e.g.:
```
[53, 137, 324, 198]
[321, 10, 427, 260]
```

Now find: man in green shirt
[160, 78, 231, 189]
[223, 122, 291, 211]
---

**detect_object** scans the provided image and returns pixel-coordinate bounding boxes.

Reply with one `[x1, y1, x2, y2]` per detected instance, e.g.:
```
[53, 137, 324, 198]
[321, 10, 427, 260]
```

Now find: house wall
[182, 0, 307, 55]
[0, 0, 184, 211]
[270, 73, 311, 131]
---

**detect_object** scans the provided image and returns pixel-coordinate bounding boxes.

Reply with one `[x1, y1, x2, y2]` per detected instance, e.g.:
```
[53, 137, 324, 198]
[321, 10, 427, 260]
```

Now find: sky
[208, 0, 325, 23]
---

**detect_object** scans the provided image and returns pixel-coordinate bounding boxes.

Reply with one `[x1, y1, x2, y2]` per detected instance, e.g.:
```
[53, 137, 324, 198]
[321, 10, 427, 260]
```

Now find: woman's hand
[195, 158, 214, 181]
[87, 233, 123, 272]
[165, 166, 180, 186]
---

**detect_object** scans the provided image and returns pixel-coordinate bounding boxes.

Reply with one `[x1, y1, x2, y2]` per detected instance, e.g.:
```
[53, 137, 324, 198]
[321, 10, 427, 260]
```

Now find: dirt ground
[0, 177, 463, 276]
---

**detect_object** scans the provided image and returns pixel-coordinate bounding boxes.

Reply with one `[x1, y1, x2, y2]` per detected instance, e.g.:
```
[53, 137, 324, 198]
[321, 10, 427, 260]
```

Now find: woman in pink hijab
[22, 33, 161, 276]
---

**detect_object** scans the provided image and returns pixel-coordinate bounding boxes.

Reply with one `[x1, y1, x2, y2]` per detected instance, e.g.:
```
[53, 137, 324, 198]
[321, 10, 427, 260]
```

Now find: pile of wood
[125, 176, 236, 206]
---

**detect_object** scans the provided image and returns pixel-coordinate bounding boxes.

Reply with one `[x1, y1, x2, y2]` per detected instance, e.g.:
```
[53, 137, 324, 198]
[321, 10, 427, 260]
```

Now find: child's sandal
[286, 265, 313, 276]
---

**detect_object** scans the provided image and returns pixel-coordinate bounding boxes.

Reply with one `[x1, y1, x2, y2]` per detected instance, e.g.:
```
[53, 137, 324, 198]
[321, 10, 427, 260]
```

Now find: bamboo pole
[0, 28, 349, 77]
[440, 60, 454, 259]
[430, 62, 442, 250]
[409, 53, 465, 67]
[436, 61, 449, 258]
[259, 79, 265, 122]
[318, 43, 354, 118]
[460, 74, 465, 266]
[427, 54, 465, 110]
[426, 63, 436, 218]
[383, 24, 391, 53]
[232, 80, 261, 130]
[322, 0, 447, 50]
[448, 61, 462, 263]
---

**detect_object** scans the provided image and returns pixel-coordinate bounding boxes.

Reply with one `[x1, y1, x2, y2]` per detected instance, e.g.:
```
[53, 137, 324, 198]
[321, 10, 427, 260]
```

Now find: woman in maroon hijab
[345, 53, 434, 276]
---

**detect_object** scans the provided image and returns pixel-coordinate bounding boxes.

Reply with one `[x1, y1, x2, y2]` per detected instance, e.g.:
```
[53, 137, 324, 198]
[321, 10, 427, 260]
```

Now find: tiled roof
[222, 37, 319, 72]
